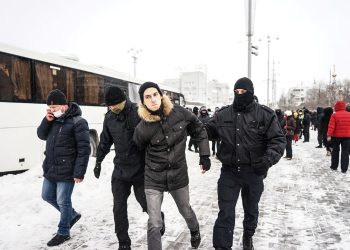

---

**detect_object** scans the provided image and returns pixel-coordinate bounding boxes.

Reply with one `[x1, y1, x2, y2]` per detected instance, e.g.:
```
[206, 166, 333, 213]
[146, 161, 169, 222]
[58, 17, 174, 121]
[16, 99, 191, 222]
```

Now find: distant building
[207, 79, 230, 108]
[287, 87, 309, 107]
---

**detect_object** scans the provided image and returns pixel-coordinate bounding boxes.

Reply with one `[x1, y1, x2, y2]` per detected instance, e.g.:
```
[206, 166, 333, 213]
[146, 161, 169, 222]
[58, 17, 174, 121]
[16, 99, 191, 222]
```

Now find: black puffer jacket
[37, 102, 91, 182]
[205, 102, 286, 172]
[133, 95, 210, 191]
[96, 100, 145, 182]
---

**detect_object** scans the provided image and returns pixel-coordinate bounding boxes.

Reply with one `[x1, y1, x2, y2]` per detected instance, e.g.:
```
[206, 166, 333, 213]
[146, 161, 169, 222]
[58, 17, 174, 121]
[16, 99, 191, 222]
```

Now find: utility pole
[265, 35, 278, 107]
[245, 0, 256, 79]
[128, 48, 142, 78]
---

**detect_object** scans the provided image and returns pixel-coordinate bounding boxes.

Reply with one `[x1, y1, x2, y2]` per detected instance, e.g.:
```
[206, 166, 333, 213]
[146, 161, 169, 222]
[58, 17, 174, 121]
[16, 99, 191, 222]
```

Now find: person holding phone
[37, 89, 91, 247]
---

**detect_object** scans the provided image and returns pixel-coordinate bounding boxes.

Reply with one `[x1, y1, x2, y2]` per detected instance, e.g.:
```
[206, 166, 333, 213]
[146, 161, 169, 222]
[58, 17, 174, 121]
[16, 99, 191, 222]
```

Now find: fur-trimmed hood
[138, 95, 174, 122]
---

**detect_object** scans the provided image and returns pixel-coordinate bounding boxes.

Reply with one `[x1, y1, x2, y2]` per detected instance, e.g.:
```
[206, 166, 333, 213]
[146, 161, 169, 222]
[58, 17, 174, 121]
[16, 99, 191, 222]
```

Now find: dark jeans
[331, 137, 350, 172]
[213, 168, 264, 249]
[42, 178, 77, 236]
[303, 126, 310, 142]
[145, 186, 199, 250]
[111, 178, 147, 246]
[285, 135, 293, 158]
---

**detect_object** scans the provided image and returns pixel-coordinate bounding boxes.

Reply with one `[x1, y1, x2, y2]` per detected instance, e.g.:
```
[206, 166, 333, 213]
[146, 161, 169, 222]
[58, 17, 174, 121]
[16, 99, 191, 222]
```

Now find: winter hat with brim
[234, 77, 254, 94]
[46, 89, 67, 105]
[105, 86, 126, 106]
[138, 82, 163, 103]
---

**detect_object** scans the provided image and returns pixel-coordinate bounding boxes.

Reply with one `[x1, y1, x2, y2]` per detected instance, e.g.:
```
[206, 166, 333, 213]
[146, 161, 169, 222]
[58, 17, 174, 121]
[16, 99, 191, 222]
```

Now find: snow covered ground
[1, 130, 350, 250]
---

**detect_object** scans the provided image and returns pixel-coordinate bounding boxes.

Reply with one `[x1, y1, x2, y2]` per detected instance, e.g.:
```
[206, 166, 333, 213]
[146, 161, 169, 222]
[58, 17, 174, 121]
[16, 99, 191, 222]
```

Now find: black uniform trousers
[112, 178, 147, 245]
[213, 167, 264, 249]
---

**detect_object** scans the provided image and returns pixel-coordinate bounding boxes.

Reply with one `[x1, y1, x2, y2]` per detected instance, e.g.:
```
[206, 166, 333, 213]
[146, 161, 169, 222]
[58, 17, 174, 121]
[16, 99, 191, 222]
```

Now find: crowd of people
[273, 103, 350, 172]
[36, 77, 350, 250]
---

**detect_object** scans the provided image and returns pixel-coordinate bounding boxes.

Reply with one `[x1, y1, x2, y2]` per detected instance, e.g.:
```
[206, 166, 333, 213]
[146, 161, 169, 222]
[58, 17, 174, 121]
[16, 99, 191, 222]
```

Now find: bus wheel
[90, 134, 97, 157]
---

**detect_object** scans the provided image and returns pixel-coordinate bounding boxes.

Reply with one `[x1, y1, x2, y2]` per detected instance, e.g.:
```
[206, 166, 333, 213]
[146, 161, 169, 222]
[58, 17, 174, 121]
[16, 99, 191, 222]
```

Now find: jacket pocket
[56, 158, 74, 177]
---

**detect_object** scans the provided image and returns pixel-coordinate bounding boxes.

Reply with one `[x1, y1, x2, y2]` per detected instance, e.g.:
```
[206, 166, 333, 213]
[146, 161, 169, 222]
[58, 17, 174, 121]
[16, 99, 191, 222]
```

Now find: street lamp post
[128, 48, 142, 78]
[265, 36, 278, 107]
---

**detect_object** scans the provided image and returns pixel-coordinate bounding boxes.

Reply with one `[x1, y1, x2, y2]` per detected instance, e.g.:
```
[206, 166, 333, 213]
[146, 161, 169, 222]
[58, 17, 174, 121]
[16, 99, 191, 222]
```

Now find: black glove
[94, 162, 101, 179]
[252, 157, 271, 178]
[199, 156, 211, 171]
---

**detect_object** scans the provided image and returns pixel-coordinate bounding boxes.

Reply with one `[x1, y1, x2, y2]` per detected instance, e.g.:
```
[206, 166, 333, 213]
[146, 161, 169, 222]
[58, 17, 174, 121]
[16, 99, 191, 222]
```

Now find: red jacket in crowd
[327, 101, 350, 138]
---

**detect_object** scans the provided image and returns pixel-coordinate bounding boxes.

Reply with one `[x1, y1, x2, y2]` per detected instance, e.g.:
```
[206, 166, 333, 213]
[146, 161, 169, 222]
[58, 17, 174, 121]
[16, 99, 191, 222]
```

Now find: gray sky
[1, 0, 349, 102]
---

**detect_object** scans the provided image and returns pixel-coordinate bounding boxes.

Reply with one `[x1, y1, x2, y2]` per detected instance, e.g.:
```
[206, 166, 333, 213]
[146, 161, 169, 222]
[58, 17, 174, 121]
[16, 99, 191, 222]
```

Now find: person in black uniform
[205, 77, 286, 250]
[93, 86, 164, 250]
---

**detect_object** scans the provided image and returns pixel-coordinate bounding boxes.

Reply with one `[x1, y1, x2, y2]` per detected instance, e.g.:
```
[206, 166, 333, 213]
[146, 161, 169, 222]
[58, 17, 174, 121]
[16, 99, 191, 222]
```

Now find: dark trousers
[111, 178, 147, 246]
[317, 129, 323, 146]
[285, 135, 293, 158]
[213, 168, 264, 249]
[303, 126, 310, 142]
[188, 137, 198, 151]
[212, 140, 216, 154]
[331, 137, 350, 172]
[322, 136, 332, 152]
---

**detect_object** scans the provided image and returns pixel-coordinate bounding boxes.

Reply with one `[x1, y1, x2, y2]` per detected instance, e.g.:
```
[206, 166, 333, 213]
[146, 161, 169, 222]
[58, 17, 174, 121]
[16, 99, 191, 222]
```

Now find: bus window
[0, 53, 31, 102]
[76, 71, 104, 105]
[35, 62, 75, 103]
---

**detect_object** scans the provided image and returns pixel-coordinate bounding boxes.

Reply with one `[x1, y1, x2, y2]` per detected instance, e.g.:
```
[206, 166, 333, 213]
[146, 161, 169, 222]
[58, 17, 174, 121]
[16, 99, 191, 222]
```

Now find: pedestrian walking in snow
[327, 101, 350, 173]
[133, 82, 211, 250]
[37, 89, 90, 247]
[205, 77, 286, 250]
[188, 106, 199, 152]
[315, 107, 324, 148]
[302, 109, 311, 142]
[282, 110, 296, 160]
[93, 86, 163, 250]
[320, 107, 333, 156]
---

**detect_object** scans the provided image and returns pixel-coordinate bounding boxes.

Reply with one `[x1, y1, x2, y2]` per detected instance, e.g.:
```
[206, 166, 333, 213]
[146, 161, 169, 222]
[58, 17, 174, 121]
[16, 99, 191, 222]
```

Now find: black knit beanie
[138, 82, 163, 103]
[105, 86, 127, 106]
[234, 77, 254, 94]
[46, 89, 67, 105]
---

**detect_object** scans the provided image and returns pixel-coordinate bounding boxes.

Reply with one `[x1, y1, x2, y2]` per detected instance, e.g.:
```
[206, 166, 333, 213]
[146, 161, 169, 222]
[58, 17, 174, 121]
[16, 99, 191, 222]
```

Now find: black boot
[118, 243, 131, 250]
[160, 212, 165, 236]
[47, 234, 70, 247]
[190, 228, 201, 249]
[243, 233, 254, 250]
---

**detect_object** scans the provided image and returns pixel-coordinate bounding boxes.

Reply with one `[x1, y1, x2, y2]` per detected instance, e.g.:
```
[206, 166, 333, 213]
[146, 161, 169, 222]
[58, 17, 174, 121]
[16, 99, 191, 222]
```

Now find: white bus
[0, 43, 185, 175]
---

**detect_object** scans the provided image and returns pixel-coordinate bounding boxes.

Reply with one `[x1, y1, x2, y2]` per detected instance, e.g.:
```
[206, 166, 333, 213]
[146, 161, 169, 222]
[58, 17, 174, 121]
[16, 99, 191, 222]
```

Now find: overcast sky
[1, 0, 349, 102]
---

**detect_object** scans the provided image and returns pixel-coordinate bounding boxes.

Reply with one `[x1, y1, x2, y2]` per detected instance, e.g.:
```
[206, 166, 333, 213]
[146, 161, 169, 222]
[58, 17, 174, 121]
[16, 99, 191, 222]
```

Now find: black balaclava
[233, 77, 255, 111]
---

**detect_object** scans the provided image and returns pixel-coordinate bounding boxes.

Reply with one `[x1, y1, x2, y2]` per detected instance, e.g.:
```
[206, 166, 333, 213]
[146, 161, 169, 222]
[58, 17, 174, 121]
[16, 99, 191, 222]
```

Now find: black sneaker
[47, 234, 70, 247]
[190, 228, 201, 249]
[243, 234, 254, 250]
[330, 166, 337, 171]
[70, 213, 81, 228]
[315, 145, 323, 148]
[160, 212, 165, 236]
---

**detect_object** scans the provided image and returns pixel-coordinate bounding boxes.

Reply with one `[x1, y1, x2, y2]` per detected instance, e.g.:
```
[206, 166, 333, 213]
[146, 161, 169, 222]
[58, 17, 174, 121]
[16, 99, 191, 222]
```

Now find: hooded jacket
[133, 95, 210, 191]
[327, 101, 350, 138]
[37, 102, 91, 182]
[96, 99, 145, 182]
